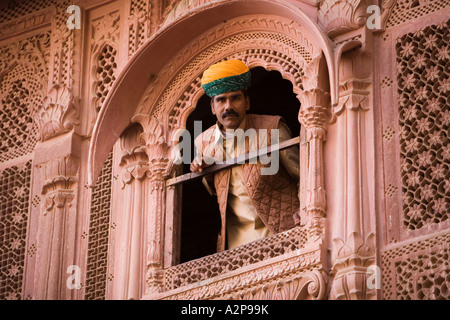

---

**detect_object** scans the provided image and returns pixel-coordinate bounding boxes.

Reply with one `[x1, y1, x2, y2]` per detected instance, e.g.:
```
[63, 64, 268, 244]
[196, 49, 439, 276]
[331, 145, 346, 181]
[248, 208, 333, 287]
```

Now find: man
[191, 59, 301, 251]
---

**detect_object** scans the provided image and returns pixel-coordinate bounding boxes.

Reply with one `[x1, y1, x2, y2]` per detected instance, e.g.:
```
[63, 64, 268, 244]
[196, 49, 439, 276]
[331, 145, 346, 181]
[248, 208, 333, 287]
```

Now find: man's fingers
[190, 155, 213, 173]
[190, 156, 204, 173]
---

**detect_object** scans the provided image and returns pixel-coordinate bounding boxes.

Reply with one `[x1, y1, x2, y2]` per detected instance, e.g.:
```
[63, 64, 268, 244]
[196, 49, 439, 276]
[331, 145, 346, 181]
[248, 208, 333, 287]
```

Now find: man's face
[211, 90, 250, 130]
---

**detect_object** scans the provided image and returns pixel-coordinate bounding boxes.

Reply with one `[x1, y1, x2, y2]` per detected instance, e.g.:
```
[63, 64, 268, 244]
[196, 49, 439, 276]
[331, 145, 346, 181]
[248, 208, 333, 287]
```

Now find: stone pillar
[132, 114, 172, 296]
[112, 124, 149, 300]
[329, 49, 376, 300]
[28, 0, 82, 299]
[298, 89, 330, 243]
[34, 152, 79, 299]
[31, 82, 81, 299]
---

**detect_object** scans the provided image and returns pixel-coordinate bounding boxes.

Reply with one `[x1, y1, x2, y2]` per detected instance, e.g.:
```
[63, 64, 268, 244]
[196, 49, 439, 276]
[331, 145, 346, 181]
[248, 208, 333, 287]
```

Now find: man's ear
[245, 95, 250, 111]
[210, 99, 216, 115]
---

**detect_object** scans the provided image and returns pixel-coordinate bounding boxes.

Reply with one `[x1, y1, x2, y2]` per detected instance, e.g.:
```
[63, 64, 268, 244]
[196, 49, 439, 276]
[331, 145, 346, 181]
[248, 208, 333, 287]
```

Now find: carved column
[113, 124, 149, 300]
[297, 52, 332, 245]
[298, 88, 331, 242]
[34, 151, 80, 299]
[132, 115, 172, 296]
[36, 155, 78, 299]
[31, 80, 81, 299]
[329, 48, 376, 300]
[31, 0, 82, 299]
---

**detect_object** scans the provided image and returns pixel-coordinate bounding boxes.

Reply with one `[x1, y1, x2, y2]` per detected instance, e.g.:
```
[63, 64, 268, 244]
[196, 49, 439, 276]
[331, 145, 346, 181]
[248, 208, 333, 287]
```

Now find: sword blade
[165, 136, 300, 187]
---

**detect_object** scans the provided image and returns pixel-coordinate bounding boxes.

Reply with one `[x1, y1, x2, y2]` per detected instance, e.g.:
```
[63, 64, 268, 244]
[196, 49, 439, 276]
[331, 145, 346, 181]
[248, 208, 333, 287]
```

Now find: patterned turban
[201, 60, 251, 97]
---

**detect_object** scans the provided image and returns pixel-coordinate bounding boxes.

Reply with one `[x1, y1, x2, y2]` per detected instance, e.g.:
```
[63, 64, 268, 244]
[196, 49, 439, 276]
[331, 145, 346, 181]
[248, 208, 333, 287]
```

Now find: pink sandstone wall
[0, 0, 448, 300]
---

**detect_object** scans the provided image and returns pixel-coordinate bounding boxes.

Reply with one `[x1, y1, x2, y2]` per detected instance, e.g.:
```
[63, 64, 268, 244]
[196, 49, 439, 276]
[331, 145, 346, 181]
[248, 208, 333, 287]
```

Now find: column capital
[334, 78, 371, 115]
[131, 114, 172, 182]
[39, 154, 79, 195]
[119, 145, 149, 188]
[298, 88, 332, 130]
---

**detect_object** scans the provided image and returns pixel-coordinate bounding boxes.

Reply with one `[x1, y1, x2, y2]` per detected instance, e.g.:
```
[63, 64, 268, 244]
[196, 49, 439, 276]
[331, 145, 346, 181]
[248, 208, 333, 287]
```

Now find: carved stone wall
[0, 32, 51, 162]
[0, 161, 32, 300]
[1, 0, 449, 300]
[397, 20, 449, 232]
[375, 1, 450, 300]
[385, 0, 450, 29]
[85, 152, 113, 300]
[0, 8, 52, 298]
[382, 232, 450, 300]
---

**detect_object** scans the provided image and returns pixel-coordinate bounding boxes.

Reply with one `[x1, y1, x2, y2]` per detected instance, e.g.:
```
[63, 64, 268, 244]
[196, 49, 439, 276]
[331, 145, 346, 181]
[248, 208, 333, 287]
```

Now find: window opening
[178, 67, 301, 263]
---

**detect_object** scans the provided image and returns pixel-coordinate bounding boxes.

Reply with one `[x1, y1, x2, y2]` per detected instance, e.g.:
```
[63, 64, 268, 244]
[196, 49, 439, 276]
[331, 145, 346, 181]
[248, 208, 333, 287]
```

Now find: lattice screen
[381, 17, 450, 300]
[396, 19, 450, 231]
[387, 0, 450, 28]
[0, 0, 54, 24]
[382, 232, 450, 300]
[0, 161, 32, 300]
[128, 0, 149, 57]
[94, 45, 118, 112]
[85, 152, 113, 300]
[0, 64, 40, 163]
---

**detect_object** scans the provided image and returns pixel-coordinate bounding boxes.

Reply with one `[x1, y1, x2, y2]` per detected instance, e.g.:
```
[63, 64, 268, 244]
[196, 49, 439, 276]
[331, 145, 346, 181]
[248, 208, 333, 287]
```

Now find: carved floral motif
[132, 114, 172, 182]
[330, 232, 377, 300]
[35, 85, 79, 141]
[318, 0, 369, 37]
[119, 145, 149, 188]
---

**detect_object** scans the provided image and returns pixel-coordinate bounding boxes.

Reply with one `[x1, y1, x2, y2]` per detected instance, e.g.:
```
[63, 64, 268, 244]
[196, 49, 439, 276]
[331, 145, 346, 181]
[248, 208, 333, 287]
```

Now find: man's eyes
[215, 95, 242, 103]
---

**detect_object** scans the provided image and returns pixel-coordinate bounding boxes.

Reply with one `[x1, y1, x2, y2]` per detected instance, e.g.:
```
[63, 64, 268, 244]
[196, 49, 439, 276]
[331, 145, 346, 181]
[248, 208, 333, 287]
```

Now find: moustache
[221, 110, 239, 119]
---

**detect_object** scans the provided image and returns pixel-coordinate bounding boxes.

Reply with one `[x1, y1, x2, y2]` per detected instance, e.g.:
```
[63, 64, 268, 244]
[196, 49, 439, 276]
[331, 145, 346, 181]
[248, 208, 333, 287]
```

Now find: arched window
[180, 67, 301, 262]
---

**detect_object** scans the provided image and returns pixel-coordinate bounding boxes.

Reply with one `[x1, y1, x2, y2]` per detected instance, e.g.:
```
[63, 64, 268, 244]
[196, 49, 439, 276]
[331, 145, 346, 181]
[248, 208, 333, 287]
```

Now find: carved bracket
[119, 145, 149, 188]
[318, 0, 370, 38]
[132, 114, 173, 182]
[35, 85, 79, 141]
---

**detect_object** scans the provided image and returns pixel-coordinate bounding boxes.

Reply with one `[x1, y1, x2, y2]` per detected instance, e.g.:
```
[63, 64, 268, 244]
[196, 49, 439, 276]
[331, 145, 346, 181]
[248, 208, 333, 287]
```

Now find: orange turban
[201, 60, 251, 97]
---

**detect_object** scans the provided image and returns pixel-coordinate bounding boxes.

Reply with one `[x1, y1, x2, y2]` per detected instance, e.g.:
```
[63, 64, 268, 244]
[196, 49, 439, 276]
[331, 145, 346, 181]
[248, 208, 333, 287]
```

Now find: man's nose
[224, 99, 232, 110]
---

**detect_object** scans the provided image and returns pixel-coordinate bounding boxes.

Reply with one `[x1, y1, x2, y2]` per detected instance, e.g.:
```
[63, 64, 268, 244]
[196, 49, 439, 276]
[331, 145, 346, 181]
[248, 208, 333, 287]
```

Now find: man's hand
[293, 209, 308, 227]
[190, 155, 213, 173]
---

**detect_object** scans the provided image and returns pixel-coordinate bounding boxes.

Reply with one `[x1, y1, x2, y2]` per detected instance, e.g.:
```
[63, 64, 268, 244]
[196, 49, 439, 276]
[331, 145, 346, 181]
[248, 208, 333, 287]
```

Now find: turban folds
[201, 60, 251, 97]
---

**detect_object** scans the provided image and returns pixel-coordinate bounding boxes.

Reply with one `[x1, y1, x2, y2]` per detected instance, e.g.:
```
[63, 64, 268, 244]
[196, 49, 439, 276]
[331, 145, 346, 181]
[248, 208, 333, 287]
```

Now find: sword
[165, 136, 300, 187]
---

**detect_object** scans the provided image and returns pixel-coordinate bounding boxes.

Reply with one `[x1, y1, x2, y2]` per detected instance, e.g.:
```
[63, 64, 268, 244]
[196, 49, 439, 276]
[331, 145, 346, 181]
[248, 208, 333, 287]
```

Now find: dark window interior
[179, 67, 301, 263]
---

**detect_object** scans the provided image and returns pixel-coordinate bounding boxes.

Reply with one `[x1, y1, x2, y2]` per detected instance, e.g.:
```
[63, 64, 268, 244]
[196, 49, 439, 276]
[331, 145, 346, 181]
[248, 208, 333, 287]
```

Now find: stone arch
[134, 13, 325, 133]
[88, 0, 336, 185]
